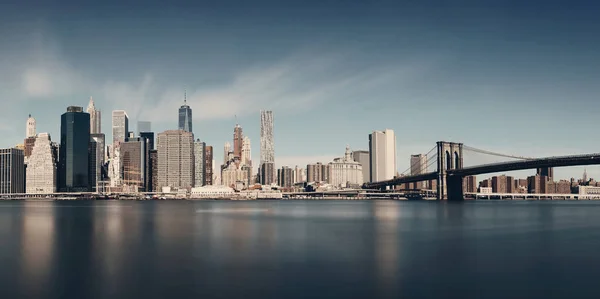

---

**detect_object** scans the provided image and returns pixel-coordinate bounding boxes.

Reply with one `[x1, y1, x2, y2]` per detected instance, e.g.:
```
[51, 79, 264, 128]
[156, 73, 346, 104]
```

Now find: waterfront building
[24, 136, 36, 162]
[491, 175, 507, 193]
[157, 130, 194, 190]
[369, 129, 397, 182]
[87, 97, 101, 134]
[410, 154, 428, 189]
[88, 139, 98, 191]
[149, 149, 158, 192]
[527, 175, 549, 194]
[90, 133, 105, 191]
[0, 148, 25, 194]
[224, 142, 231, 164]
[328, 146, 363, 188]
[109, 144, 122, 187]
[112, 110, 129, 144]
[260, 110, 275, 185]
[463, 175, 477, 193]
[242, 136, 251, 167]
[194, 140, 206, 187]
[59, 106, 91, 192]
[294, 166, 305, 183]
[190, 185, 234, 198]
[307, 162, 328, 183]
[221, 160, 250, 189]
[352, 150, 370, 183]
[178, 92, 193, 133]
[26, 133, 56, 193]
[121, 138, 147, 191]
[506, 176, 516, 193]
[204, 146, 213, 185]
[537, 167, 554, 179]
[277, 166, 293, 188]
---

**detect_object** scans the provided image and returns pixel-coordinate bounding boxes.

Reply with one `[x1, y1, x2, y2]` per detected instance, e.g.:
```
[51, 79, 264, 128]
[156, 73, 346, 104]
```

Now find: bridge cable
[463, 145, 535, 161]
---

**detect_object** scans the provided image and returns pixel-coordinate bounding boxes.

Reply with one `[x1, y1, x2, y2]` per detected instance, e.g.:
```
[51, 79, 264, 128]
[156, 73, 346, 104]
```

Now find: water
[1, 200, 600, 299]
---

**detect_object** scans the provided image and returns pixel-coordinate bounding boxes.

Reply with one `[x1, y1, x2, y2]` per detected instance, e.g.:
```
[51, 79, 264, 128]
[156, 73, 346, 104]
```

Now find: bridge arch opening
[446, 151, 451, 170]
[454, 151, 460, 169]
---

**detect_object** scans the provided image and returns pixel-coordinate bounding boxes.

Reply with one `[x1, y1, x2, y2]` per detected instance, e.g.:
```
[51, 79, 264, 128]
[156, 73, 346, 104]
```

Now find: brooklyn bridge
[363, 141, 600, 201]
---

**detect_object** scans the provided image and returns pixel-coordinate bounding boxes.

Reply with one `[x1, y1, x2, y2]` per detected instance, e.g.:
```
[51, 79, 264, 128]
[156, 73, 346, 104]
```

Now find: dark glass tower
[59, 106, 91, 192]
[178, 91, 193, 133]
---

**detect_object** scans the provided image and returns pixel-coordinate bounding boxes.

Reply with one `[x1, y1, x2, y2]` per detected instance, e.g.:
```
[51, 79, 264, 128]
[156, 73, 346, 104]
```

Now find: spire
[184, 90, 187, 104]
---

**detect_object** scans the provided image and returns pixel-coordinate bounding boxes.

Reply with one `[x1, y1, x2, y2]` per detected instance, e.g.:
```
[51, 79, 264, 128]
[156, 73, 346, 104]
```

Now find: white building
[352, 150, 370, 183]
[157, 130, 194, 190]
[109, 144, 122, 187]
[25, 133, 56, 193]
[242, 136, 252, 166]
[26, 114, 36, 138]
[328, 146, 363, 188]
[221, 160, 251, 189]
[112, 110, 129, 144]
[294, 165, 306, 183]
[87, 97, 102, 134]
[369, 129, 397, 182]
[190, 185, 234, 198]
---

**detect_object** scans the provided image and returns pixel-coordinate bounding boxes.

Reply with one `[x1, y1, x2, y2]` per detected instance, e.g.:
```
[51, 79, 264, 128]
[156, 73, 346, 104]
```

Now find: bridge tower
[436, 141, 463, 200]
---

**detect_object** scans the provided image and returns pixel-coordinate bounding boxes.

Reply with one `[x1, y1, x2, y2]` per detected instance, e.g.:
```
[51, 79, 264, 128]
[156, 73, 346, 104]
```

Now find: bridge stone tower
[436, 141, 463, 200]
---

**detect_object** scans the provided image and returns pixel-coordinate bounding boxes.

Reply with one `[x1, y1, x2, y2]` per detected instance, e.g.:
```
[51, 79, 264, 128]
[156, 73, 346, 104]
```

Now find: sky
[1, 0, 600, 180]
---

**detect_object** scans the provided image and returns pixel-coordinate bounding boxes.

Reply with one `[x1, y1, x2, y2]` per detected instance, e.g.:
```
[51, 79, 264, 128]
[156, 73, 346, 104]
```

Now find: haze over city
[1, 0, 599, 180]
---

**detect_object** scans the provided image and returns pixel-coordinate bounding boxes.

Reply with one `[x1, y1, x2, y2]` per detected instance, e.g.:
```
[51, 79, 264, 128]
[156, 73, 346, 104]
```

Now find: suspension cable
[463, 145, 535, 160]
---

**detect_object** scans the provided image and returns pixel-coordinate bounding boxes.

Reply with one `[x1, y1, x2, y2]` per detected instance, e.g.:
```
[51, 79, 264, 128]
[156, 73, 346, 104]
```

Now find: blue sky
[1, 0, 599, 180]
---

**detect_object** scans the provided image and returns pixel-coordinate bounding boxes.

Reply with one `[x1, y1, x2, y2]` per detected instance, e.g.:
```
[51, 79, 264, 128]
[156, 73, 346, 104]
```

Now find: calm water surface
[1, 200, 600, 298]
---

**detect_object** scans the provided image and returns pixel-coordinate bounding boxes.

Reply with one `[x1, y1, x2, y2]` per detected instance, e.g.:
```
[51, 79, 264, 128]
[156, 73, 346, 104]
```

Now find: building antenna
[184, 89, 187, 104]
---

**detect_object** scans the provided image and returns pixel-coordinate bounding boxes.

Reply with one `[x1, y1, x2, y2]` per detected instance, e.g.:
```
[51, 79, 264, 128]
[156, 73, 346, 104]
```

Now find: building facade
[233, 124, 243, 159]
[121, 139, 147, 191]
[260, 162, 275, 185]
[178, 93, 193, 133]
[28, 134, 56, 193]
[294, 166, 305, 183]
[260, 110, 275, 184]
[157, 130, 194, 190]
[87, 97, 102, 134]
[112, 110, 129, 144]
[90, 133, 105, 190]
[352, 150, 370, 184]
[328, 146, 363, 188]
[242, 136, 251, 167]
[307, 162, 328, 183]
[0, 148, 25, 194]
[149, 149, 158, 192]
[205, 146, 213, 185]
[26, 114, 36, 138]
[463, 175, 477, 193]
[277, 166, 293, 188]
[194, 140, 206, 187]
[410, 154, 427, 189]
[224, 142, 231, 164]
[369, 129, 397, 182]
[59, 106, 91, 192]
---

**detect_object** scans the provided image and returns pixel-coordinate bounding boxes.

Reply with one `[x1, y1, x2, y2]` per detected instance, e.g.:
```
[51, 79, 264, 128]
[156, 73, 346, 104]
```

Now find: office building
[222, 160, 250, 189]
[233, 124, 243, 159]
[260, 110, 275, 184]
[527, 175, 548, 194]
[294, 166, 305, 183]
[204, 146, 213, 185]
[138, 121, 152, 134]
[463, 175, 477, 193]
[112, 110, 129, 144]
[140, 132, 155, 151]
[369, 129, 397, 182]
[26, 114, 36, 138]
[328, 146, 363, 188]
[178, 92, 193, 133]
[224, 142, 231, 164]
[242, 136, 251, 166]
[277, 166, 293, 188]
[410, 153, 428, 189]
[89, 133, 105, 190]
[59, 106, 91, 192]
[149, 149, 158, 192]
[0, 148, 25, 194]
[157, 130, 194, 190]
[352, 150, 370, 183]
[109, 144, 122, 187]
[194, 140, 206, 187]
[307, 162, 328, 183]
[26, 133, 57, 193]
[537, 167, 554, 179]
[87, 97, 102, 134]
[121, 138, 147, 191]
[492, 175, 507, 193]
[506, 176, 516, 193]
[24, 136, 36, 161]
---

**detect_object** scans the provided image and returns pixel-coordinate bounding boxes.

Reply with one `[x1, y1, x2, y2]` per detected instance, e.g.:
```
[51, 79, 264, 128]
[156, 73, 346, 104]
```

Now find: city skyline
[1, 1, 600, 180]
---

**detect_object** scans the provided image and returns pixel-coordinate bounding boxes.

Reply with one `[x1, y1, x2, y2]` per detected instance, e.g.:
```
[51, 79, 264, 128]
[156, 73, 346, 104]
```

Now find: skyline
[2, 1, 600, 180]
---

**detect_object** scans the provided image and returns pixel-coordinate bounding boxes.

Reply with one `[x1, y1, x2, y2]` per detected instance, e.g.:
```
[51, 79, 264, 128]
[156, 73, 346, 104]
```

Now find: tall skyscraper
[121, 138, 147, 191]
[537, 167, 554, 179]
[233, 124, 243, 158]
[87, 97, 102, 134]
[26, 114, 36, 138]
[178, 91, 193, 133]
[204, 146, 213, 185]
[224, 142, 231, 164]
[194, 139, 206, 187]
[140, 132, 155, 150]
[59, 106, 91, 192]
[369, 129, 397, 182]
[149, 149, 158, 192]
[410, 153, 428, 189]
[26, 133, 57, 193]
[241, 136, 251, 166]
[0, 148, 25, 194]
[112, 110, 129, 144]
[138, 121, 152, 134]
[277, 166, 293, 188]
[157, 130, 194, 190]
[260, 110, 274, 185]
[90, 133, 105, 190]
[352, 150, 370, 183]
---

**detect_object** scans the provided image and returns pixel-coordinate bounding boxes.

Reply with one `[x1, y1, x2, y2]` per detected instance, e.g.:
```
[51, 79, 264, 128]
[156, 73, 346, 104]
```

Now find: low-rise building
[190, 185, 235, 198]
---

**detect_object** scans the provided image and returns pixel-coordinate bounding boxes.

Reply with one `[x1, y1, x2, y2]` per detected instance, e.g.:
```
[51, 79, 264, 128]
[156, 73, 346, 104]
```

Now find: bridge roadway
[363, 172, 438, 189]
[464, 192, 600, 200]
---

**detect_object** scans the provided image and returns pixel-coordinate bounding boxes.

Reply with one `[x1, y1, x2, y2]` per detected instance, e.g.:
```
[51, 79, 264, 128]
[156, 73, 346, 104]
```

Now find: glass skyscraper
[178, 93, 193, 133]
[59, 106, 91, 192]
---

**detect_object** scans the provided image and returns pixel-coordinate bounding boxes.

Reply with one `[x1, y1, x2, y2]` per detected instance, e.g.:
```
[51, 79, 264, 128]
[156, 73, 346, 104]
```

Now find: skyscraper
[233, 124, 243, 158]
[224, 142, 231, 164]
[178, 91, 193, 133]
[241, 136, 251, 166]
[121, 138, 147, 191]
[204, 146, 213, 185]
[26, 133, 57, 193]
[26, 114, 36, 138]
[90, 133, 105, 190]
[138, 121, 152, 134]
[0, 148, 25, 194]
[157, 130, 194, 190]
[369, 129, 397, 182]
[260, 110, 274, 185]
[149, 149, 158, 192]
[352, 150, 370, 183]
[59, 106, 91, 192]
[112, 110, 129, 144]
[410, 154, 428, 189]
[140, 132, 155, 150]
[194, 139, 206, 187]
[87, 97, 102, 134]
[277, 166, 293, 188]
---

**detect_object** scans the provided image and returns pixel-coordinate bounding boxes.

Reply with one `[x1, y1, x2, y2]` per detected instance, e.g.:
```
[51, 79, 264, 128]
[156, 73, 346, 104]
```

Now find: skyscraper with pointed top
[178, 90, 193, 133]
[87, 97, 102, 134]
[233, 123, 243, 159]
[26, 114, 36, 138]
